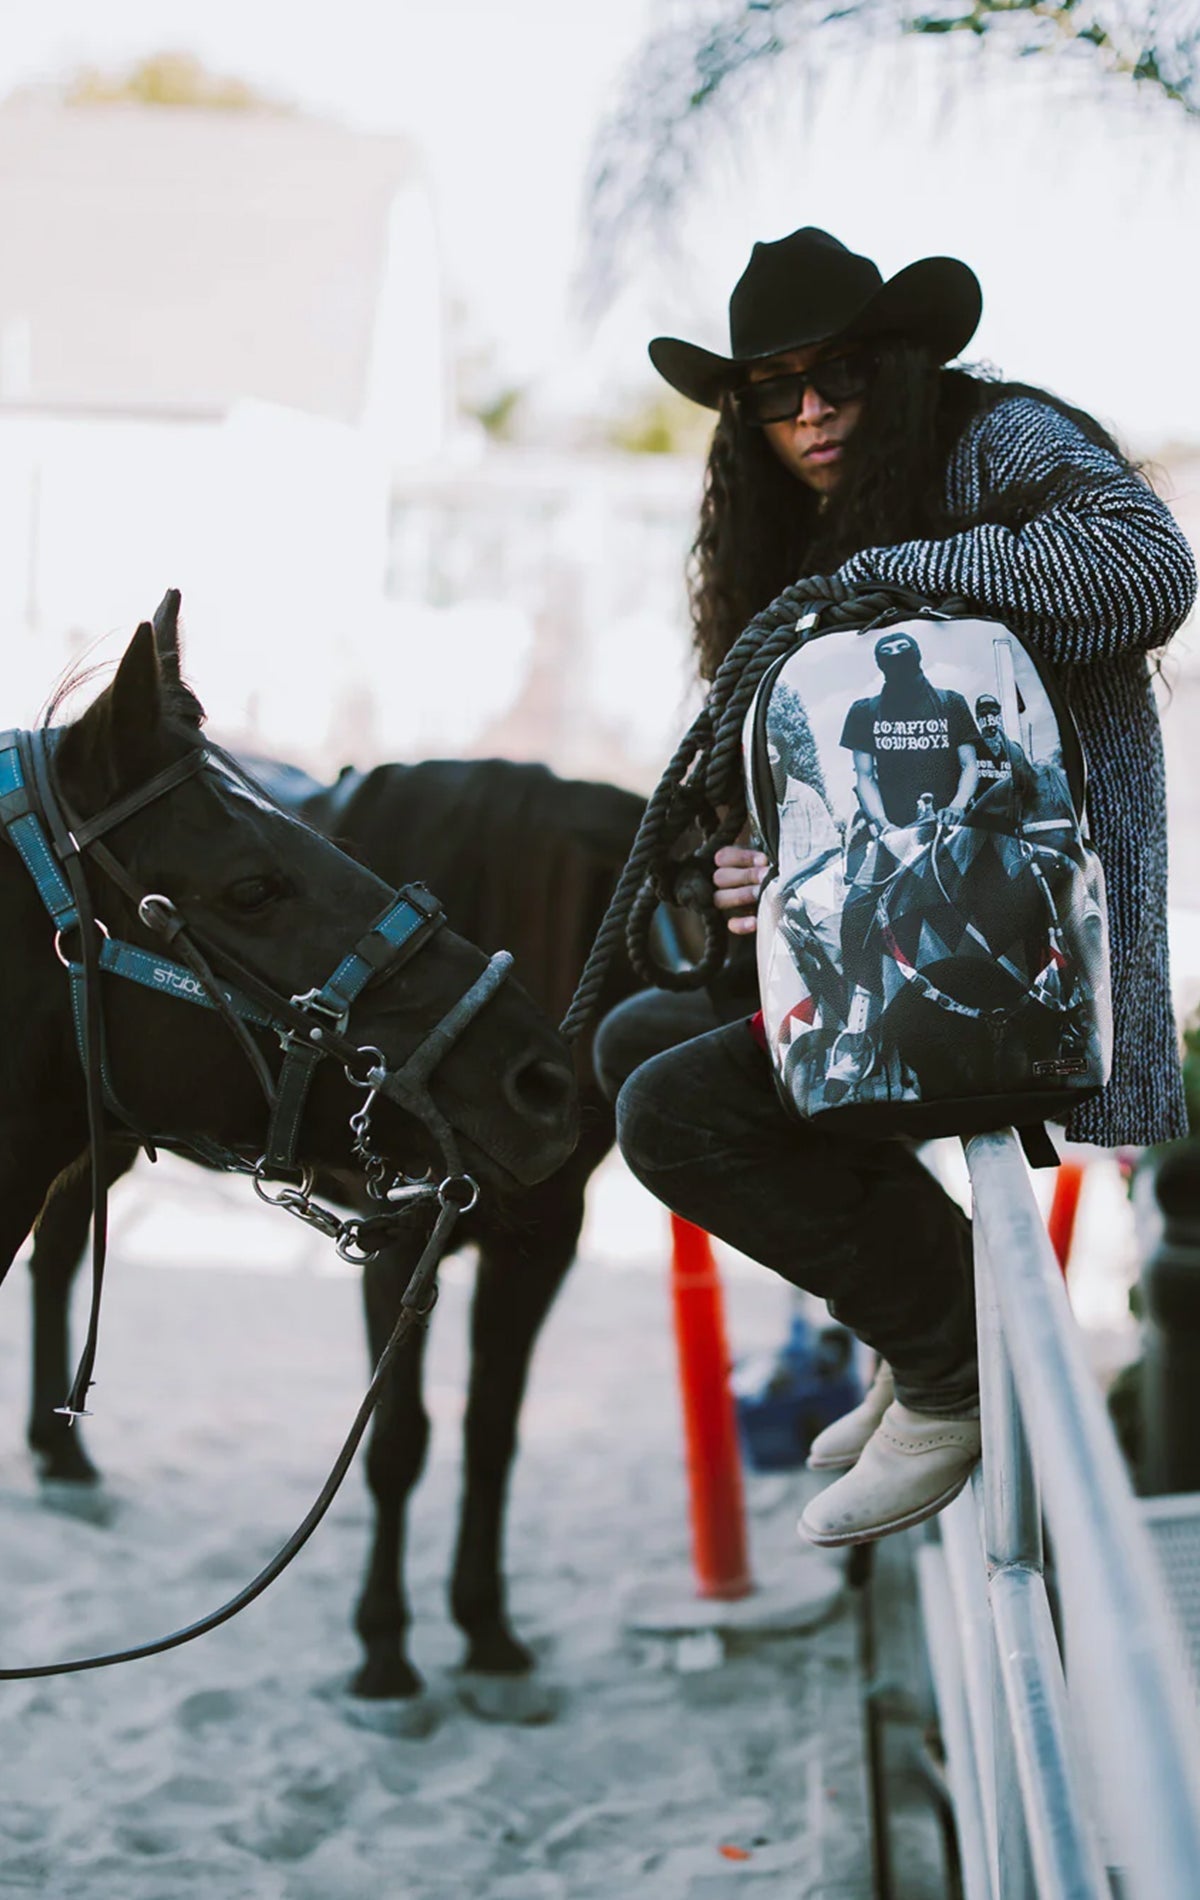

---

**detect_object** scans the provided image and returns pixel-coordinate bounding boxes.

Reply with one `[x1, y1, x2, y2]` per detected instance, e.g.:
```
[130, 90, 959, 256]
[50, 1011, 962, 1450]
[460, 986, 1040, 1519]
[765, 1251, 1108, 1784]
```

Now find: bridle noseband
[0, 726, 513, 1417]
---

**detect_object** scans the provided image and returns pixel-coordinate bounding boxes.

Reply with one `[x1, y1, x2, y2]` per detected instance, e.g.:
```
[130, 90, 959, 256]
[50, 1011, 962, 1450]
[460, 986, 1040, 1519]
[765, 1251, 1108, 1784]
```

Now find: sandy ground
[0, 1157, 872, 1900]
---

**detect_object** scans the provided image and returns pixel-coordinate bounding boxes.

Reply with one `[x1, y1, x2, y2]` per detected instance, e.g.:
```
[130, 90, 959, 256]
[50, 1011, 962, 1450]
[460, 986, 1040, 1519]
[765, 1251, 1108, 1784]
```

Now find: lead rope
[25, 731, 114, 1423]
[560, 575, 845, 1041]
[0, 1185, 468, 1679]
[559, 578, 942, 1043]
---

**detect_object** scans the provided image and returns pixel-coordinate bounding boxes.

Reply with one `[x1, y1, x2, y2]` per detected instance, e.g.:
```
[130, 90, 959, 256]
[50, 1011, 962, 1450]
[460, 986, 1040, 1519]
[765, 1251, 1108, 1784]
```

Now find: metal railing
[917, 1129, 1200, 1900]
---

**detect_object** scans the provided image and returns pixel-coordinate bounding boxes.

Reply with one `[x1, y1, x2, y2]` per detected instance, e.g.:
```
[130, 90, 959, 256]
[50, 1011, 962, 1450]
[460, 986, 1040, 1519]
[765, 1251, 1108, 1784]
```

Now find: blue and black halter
[0, 724, 511, 1417]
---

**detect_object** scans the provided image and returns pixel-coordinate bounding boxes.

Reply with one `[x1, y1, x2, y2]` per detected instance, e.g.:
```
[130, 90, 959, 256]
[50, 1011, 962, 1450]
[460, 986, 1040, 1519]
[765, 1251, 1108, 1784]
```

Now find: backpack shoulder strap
[1018, 1123, 1061, 1170]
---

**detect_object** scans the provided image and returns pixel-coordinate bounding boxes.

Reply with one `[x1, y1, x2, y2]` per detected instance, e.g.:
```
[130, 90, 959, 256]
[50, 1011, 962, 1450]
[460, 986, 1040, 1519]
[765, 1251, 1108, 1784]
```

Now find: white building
[0, 100, 445, 756]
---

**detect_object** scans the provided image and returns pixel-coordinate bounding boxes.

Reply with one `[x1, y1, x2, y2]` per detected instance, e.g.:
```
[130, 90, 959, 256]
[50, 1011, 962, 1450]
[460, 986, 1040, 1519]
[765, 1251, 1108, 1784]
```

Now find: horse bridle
[0, 724, 521, 1678]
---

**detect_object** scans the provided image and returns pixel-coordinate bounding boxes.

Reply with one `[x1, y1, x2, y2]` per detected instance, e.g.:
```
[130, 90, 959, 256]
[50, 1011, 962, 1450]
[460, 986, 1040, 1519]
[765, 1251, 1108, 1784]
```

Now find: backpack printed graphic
[744, 608, 1112, 1141]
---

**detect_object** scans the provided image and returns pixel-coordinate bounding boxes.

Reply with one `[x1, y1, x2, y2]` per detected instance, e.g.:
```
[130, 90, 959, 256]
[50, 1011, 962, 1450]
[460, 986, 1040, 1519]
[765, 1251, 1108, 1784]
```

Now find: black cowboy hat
[649, 226, 982, 410]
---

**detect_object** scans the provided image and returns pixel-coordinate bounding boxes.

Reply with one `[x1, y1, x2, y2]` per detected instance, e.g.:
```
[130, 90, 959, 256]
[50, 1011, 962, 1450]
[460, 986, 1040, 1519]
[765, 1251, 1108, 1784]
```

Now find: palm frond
[586, 0, 1199, 307]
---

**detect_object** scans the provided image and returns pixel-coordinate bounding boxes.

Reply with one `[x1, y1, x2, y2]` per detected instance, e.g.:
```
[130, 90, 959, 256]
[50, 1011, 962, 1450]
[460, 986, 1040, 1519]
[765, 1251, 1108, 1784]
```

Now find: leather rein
[0, 725, 511, 1678]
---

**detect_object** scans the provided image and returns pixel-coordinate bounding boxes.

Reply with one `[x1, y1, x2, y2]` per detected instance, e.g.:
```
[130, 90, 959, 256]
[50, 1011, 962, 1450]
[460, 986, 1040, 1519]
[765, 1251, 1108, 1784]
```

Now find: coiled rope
[560, 577, 938, 1043]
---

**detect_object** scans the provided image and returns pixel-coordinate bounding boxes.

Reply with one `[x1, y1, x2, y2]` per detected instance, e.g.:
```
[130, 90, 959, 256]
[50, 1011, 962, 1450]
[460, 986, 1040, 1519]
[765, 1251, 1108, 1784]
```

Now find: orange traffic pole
[1047, 1157, 1086, 1277]
[668, 1215, 754, 1600]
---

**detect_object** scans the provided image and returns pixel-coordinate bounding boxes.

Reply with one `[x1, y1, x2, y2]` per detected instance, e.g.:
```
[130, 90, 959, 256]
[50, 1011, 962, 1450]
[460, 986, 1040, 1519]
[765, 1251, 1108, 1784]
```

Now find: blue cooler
[733, 1313, 863, 1472]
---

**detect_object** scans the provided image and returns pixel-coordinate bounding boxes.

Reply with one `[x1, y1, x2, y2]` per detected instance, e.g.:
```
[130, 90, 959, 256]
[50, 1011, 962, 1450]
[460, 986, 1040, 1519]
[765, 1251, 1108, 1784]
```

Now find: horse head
[41, 593, 578, 1199]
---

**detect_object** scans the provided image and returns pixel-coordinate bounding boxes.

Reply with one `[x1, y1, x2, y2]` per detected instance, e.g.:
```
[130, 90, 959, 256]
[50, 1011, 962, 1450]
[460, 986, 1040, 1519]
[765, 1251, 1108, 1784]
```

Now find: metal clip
[344, 1044, 386, 1088]
[335, 1224, 382, 1266]
[138, 893, 182, 938]
[53, 919, 110, 968]
[290, 988, 351, 1037]
[253, 1163, 353, 1242]
[385, 1176, 438, 1207]
[253, 1162, 315, 1206]
[349, 1091, 379, 1146]
[281, 1197, 346, 1241]
[438, 1173, 480, 1212]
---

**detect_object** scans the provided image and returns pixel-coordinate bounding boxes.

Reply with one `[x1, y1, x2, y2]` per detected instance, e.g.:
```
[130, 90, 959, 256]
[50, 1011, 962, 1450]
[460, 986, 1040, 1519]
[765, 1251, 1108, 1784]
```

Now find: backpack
[742, 590, 1111, 1150]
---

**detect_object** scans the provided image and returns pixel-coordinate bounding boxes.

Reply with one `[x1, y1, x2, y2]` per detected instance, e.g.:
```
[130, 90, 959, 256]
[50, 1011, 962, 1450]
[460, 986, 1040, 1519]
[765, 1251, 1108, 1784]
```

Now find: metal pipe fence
[917, 1129, 1200, 1899]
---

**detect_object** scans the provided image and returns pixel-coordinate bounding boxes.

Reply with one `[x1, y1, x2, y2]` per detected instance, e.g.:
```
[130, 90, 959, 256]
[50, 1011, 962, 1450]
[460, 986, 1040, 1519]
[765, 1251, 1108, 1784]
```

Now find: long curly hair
[686, 343, 1145, 680]
[562, 348, 1155, 1040]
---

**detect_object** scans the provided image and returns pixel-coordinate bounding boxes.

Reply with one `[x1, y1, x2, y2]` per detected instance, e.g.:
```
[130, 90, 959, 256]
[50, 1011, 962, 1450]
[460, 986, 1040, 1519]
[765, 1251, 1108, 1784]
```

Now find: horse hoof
[350, 1652, 425, 1703]
[30, 1434, 100, 1486]
[460, 1628, 536, 1675]
[37, 1479, 117, 1527]
[456, 1671, 560, 1725]
[344, 1692, 440, 1740]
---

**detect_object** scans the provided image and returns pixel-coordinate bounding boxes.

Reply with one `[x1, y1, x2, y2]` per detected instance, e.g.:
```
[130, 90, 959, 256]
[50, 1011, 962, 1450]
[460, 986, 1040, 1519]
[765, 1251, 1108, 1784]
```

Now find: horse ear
[55, 620, 200, 803]
[106, 621, 167, 787]
[152, 588, 183, 683]
[149, 587, 205, 726]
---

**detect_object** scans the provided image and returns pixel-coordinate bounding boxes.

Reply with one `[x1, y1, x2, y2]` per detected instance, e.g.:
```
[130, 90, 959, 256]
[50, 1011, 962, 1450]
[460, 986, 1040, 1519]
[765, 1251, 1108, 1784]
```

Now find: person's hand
[713, 844, 768, 935]
[937, 806, 965, 827]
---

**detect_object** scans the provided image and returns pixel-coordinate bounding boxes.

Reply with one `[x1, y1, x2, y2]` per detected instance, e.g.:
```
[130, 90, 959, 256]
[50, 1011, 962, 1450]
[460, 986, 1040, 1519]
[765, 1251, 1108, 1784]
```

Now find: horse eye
[224, 873, 288, 914]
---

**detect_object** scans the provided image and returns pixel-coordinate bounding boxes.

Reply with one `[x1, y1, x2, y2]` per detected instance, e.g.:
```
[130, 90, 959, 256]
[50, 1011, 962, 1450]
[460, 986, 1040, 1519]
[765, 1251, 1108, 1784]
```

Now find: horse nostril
[504, 1055, 575, 1127]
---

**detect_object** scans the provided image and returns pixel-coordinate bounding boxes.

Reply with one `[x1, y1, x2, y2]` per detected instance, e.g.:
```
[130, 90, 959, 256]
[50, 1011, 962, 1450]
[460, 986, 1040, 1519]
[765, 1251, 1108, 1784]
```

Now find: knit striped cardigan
[833, 395, 1197, 1147]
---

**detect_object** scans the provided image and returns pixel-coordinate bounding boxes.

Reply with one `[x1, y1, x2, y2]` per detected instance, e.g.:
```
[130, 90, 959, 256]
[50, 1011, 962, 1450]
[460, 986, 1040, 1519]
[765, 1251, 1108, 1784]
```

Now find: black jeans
[593, 986, 723, 1105]
[608, 995, 978, 1417]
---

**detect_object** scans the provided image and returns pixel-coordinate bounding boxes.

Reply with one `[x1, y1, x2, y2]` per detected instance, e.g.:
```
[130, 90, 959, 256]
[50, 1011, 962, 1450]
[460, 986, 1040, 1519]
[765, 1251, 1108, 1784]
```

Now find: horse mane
[308, 759, 644, 1036]
[41, 661, 113, 729]
[35, 648, 207, 844]
[41, 652, 205, 737]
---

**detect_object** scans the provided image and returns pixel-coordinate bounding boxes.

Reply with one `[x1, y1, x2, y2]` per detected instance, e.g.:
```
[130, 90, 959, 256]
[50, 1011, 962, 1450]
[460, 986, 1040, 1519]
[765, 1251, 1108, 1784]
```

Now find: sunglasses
[733, 351, 876, 426]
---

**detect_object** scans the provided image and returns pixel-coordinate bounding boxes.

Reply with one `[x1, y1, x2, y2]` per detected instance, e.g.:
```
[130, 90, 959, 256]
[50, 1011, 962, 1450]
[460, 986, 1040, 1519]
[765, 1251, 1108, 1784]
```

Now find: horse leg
[352, 1236, 432, 1704]
[450, 1177, 588, 1690]
[1, 1136, 90, 1481]
[0, 1157, 66, 1294]
[26, 1144, 136, 1481]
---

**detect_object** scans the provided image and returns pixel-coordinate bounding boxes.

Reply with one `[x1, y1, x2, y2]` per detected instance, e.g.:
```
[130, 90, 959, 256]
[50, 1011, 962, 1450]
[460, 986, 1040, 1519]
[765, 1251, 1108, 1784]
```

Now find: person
[600, 224, 1196, 1547]
[840, 628, 979, 833]
[968, 692, 1033, 807]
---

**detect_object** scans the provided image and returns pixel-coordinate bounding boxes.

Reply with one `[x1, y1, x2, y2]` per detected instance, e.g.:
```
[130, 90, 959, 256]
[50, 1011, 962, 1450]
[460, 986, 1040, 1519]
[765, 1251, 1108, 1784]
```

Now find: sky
[1, 0, 1198, 450]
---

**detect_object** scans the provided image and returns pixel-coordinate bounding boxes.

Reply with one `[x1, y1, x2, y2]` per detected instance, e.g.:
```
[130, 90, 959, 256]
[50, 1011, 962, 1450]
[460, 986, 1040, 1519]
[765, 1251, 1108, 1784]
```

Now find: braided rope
[559, 709, 714, 1039]
[559, 576, 933, 1043]
[561, 575, 831, 1040]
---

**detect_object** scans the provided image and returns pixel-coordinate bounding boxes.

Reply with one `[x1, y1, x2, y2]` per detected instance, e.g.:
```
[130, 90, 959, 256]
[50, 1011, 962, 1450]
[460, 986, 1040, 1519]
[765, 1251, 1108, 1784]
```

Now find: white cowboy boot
[806, 1361, 895, 1471]
[799, 1400, 981, 1547]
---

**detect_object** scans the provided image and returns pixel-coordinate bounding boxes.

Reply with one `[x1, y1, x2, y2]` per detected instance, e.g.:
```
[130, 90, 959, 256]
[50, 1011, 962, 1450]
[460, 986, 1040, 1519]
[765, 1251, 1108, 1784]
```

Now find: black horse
[24, 738, 644, 1722]
[7, 599, 578, 1470]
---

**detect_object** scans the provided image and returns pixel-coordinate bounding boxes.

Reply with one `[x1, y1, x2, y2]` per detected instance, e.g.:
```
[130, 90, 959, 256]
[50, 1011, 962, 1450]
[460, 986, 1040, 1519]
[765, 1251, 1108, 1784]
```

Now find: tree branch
[585, 0, 1199, 307]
